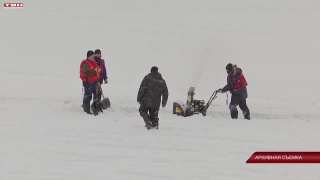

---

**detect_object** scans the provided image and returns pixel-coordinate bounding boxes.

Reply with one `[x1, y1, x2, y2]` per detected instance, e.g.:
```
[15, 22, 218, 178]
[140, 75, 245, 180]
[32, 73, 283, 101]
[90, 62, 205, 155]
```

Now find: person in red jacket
[218, 63, 251, 120]
[80, 50, 101, 114]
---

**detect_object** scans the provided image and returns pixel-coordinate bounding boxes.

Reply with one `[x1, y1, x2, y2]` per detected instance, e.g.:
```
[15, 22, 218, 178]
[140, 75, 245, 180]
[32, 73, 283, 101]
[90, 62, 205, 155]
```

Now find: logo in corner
[4, 3, 24, 8]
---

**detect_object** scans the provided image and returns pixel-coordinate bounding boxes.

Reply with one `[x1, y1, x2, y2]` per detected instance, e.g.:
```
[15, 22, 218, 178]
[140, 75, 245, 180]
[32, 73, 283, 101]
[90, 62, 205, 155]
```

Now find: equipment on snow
[91, 83, 111, 116]
[173, 87, 218, 117]
[91, 100, 103, 116]
[99, 84, 111, 110]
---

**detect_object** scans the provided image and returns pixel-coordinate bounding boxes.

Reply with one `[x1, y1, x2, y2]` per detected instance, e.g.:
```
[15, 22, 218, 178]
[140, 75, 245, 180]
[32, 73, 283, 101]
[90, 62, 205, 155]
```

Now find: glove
[217, 88, 223, 93]
[95, 67, 101, 72]
[162, 102, 166, 108]
[104, 78, 108, 84]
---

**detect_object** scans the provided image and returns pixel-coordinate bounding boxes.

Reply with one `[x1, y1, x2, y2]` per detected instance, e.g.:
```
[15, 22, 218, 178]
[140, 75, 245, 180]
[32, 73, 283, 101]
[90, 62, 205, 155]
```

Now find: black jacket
[137, 71, 169, 109]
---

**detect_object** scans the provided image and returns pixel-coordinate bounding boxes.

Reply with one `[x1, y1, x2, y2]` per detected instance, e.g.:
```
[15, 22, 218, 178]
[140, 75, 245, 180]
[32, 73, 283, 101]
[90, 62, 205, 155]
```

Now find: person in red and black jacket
[218, 63, 251, 120]
[79, 50, 101, 114]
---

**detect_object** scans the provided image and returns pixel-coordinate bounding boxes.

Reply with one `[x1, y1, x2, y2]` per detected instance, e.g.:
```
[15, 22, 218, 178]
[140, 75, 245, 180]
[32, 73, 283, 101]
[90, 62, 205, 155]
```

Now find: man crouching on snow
[137, 66, 169, 130]
[218, 63, 251, 120]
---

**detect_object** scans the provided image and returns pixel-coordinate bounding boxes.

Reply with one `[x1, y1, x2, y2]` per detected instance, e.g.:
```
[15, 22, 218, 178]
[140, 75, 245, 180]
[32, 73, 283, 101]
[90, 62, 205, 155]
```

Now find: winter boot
[150, 123, 159, 129]
[145, 121, 153, 130]
[151, 118, 159, 129]
[82, 103, 92, 115]
[152, 123, 159, 129]
[142, 114, 153, 130]
[243, 110, 250, 120]
[244, 113, 250, 120]
[230, 110, 238, 119]
[91, 102, 99, 116]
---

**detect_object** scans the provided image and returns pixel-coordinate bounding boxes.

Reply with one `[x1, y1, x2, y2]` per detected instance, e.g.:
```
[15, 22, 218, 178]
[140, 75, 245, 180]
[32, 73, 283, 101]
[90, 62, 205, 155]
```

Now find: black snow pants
[229, 93, 250, 119]
[139, 106, 159, 127]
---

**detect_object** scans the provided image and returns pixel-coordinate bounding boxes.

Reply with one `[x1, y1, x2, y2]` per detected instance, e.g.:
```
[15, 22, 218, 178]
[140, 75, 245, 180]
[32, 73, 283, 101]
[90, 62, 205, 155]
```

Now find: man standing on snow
[79, 50, 101, 115]
[94, 49, 108, 102]
[218, 63, 251, 120]
[137, 66, 169, 129]
[94, 49, 108, 85]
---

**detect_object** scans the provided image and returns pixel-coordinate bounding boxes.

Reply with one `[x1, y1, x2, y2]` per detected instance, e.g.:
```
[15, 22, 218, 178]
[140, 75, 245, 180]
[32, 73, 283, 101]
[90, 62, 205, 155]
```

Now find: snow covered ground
[1, 0, 320, 179]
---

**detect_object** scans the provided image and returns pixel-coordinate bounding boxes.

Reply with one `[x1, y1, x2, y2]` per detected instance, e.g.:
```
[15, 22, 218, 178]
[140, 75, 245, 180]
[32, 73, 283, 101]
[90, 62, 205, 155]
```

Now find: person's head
[225, 63, 233, 75]
[87, 50, 95, 61]
[151, 66, 158, 73]
[95, 49, 101, 58]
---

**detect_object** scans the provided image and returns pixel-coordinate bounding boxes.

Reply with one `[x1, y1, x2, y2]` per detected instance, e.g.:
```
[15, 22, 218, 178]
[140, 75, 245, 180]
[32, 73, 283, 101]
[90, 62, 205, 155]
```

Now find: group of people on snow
[79, 50, 251, 129]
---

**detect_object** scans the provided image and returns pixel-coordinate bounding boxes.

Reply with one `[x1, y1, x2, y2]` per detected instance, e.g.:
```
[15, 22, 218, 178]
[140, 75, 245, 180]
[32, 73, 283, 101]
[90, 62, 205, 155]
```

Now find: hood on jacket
[227, 64, 241, 75]
[148, 71, 163, 80]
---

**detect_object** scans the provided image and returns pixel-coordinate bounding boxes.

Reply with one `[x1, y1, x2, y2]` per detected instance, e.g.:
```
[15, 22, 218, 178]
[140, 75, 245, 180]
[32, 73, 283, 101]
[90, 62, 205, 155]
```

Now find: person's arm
[137, 76, 148, 103]
[162, 80, 169, 107]
[82, 63, 96, 77]
[102, 59, 107, 80]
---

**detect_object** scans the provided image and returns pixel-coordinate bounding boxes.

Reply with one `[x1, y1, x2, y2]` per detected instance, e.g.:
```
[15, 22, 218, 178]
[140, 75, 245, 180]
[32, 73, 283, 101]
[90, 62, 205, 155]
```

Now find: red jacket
[222, 67, 248, 95]
[79, 59, 98, 82]
[228, 72, 248, 90]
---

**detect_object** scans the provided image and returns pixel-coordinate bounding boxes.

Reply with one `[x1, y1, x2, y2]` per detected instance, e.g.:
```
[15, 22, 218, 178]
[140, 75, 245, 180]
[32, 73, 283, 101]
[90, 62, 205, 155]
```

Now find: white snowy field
[1, 0, 320, 179]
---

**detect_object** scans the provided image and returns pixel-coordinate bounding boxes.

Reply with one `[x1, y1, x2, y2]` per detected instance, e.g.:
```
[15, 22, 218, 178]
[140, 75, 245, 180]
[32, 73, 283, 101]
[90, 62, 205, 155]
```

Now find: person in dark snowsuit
[218, 63, 251, 120]
[137, 66, 169, 129]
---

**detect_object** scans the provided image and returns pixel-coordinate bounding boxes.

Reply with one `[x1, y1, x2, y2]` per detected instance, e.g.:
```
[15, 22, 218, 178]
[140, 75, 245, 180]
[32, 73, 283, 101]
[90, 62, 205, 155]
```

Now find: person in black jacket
[137, 66, 169, 129]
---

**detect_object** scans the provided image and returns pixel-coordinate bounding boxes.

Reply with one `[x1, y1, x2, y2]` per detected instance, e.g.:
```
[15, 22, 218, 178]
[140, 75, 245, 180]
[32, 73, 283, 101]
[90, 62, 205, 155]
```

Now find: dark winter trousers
[139, 106, 159, 127]
[83, 81, 98, 105]
[229, 94, 250, 119]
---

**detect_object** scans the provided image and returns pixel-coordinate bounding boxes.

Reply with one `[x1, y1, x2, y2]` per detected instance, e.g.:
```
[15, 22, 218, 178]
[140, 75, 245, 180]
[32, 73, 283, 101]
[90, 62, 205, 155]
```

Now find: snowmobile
[173, 87, 218, 117]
